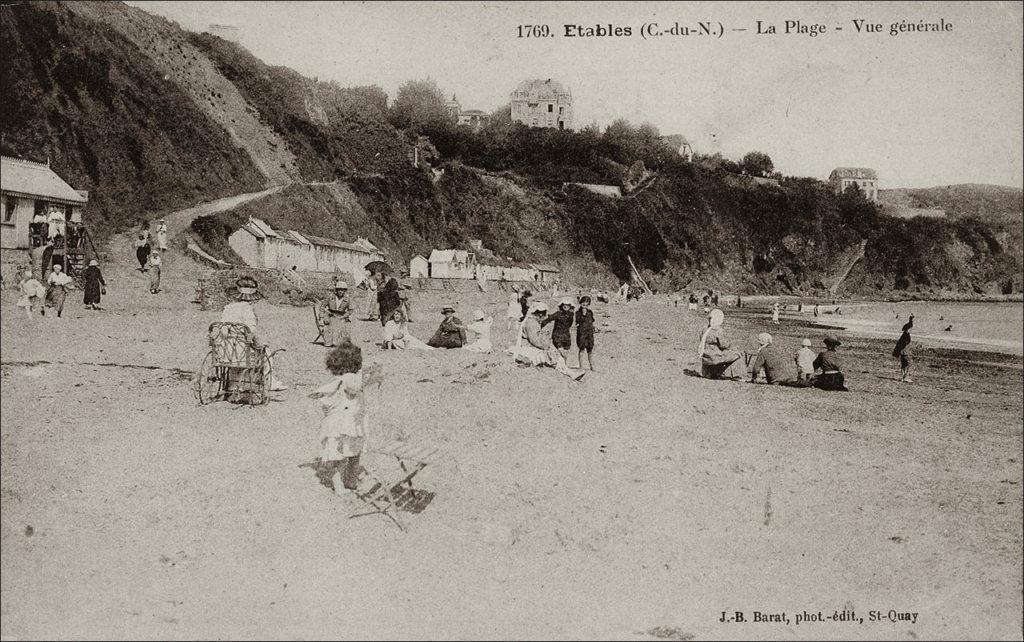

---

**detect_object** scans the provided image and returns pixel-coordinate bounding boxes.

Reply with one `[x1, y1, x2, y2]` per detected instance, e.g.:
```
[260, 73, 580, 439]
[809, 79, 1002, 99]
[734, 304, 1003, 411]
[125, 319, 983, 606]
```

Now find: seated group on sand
[381, 305, 492, 353]
[697, 308, 848, 390]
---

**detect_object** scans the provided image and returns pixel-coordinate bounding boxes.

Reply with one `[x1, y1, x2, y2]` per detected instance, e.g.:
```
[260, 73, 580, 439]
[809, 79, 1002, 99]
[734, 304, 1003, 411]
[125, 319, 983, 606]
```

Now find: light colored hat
[52, 264, 62, 271]
[441, 305, 455, 313]
[559, 297, 575, 307]
[473, 309, 486, 321]
[89, 259, 98, 267]
[532, 302, 549, 313]
[708, 308, 724, 327]
[235, 276, 260, 301]
[757, 332, 773, 346]
[801, 338, 812, 347]
[333, 280, 348, 290]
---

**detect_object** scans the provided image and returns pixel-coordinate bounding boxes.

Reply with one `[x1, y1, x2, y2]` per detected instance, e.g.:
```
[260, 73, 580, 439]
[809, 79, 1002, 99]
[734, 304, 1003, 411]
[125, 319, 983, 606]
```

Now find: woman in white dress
[463, 309, 493, 353]
[156, 219, 169, 250]
[382, 309, 433, 350]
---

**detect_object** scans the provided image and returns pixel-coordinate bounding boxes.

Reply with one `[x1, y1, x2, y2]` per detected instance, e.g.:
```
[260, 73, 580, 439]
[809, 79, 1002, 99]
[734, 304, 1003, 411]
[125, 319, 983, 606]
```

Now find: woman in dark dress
[542, 298, 576, 363]
[135, 233, 151, 271]
[83, 259, 105, 310]
[813, 335, 847, 391]
[376, 275, 402, 327]
[427, 306, 467, 348]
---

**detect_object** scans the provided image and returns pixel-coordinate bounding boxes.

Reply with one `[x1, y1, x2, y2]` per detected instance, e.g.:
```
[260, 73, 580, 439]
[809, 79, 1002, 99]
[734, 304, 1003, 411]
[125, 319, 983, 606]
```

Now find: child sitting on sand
[310, 340, 382, 492]
[794, 338, 816, 383]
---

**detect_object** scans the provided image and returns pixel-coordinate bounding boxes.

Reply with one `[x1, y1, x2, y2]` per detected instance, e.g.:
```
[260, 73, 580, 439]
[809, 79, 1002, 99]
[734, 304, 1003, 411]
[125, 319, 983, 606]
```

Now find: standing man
[893, 313, 915, 383]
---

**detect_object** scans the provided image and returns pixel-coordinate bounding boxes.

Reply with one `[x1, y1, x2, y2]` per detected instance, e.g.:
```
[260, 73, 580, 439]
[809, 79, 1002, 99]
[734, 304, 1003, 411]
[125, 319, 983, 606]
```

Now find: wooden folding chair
[311, 299, 328, 345]
[349, 440, 440, 531]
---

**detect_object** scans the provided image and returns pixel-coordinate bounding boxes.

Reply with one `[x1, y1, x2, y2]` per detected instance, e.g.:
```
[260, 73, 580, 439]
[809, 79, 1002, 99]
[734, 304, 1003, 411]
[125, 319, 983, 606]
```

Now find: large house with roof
[228, 216, 384, 281]
[1, 156, 88, 251]
[829, 167, 879, 202]
[510, 79, 573, 130]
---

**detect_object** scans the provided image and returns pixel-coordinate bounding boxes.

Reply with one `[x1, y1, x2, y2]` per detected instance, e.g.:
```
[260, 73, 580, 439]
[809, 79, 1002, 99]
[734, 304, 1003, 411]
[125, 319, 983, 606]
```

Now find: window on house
[559, 106, 564, 114]
[34, 200, 47, 217]
[548, 104, 553, 112]
[3, 196, 15, 223]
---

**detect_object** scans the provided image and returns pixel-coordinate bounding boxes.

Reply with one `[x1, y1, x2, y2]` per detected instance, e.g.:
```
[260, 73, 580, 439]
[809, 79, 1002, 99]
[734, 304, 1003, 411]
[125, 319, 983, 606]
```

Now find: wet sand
[1, 261, 1022, 640]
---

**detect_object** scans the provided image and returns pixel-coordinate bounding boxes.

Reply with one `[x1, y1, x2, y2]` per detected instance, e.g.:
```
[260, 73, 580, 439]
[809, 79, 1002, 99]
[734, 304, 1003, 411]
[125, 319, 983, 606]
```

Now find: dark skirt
[552, 330, 572, 350]
[814, 372, 847, 391]
[427, 331, 463, 349]
[84, 279, 102, 305]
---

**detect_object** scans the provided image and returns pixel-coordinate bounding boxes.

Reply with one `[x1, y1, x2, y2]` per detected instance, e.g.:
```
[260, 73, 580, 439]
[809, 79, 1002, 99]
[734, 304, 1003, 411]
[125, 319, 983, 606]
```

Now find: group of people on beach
[15, 259, 106, 318]
[697, 307, 849, 390]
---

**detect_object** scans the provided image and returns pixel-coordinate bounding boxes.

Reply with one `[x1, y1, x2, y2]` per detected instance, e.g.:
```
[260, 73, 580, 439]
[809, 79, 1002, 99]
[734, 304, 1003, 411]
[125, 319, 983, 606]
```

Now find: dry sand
[1, 251, 1022, 640]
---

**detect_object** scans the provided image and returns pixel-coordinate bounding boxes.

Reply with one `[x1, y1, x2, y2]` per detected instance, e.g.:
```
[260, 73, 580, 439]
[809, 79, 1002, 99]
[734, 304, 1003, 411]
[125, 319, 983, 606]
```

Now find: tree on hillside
[741, 151, 774, 177]
[389, 78, 452, 131]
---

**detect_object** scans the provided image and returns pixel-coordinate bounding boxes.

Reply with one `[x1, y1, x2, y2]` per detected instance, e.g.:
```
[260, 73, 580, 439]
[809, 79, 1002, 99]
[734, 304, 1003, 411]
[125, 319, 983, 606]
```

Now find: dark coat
[427, 316, 466, 348]
[542, 309, 574, 349]
[83, 265, 105, 305]
[377, 278, 402, 327]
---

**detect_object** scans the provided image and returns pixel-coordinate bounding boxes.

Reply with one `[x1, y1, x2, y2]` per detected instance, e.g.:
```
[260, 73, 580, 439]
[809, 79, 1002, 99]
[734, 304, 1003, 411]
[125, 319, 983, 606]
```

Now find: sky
[128, 1, 1024, 189]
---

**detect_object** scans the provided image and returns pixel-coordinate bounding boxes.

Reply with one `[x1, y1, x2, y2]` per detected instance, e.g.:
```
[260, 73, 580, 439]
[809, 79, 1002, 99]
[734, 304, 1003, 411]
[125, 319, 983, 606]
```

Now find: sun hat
[472, 309, 486, 321]
[824, 335, 842, 347]
[52, 264, 62, 271]
[89, 259, 98, 266]
[532, 302, 549, 313]
[441, 305, 455, 313]
[801, 338, 812, 347]
[559, 297, 574, 307]
[756, 332, 773, 346]
[333, 279, 348, 290]
[234, 276, 260, 301]
[579, 295, 591, 304]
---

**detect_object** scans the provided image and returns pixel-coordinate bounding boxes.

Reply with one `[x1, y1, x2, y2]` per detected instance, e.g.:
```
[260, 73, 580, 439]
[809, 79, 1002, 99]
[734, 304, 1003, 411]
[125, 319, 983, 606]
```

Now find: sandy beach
[1, 250, 1021, 640]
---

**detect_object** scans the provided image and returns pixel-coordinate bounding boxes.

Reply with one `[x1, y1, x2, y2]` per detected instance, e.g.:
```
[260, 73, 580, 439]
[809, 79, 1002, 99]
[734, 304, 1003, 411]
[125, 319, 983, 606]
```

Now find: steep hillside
[5, 1, 1019, 297]
[0, 1, 266, 238]
[187, 33, 410, 180]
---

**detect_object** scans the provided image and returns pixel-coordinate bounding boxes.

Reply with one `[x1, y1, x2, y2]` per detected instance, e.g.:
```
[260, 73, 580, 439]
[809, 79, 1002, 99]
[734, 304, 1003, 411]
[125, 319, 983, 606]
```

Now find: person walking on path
[156, 219, 169, 251]
[83, 259, 106, 310]
[147, 251, 162, 294]
[893, 313, 915, 383]
[771, 302, 780, 325]
[134, 233, 151, 271]
[45, 263, 74, 317]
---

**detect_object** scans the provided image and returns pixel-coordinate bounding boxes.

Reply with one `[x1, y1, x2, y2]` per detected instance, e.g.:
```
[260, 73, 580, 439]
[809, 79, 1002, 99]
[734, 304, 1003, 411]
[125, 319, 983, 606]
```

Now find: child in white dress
[311, 341, 378, 492]
[16, 271, 45, 319]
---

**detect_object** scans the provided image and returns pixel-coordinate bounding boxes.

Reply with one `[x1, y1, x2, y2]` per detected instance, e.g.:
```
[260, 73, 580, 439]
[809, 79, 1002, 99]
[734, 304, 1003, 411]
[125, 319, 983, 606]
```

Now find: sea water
[812, 301, 1024, 355]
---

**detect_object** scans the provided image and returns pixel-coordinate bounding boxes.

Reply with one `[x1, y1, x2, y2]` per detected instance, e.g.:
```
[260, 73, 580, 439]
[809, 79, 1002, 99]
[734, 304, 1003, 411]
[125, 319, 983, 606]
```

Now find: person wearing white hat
[463, 309, 493, 353]
[510, 302, 586, 381]
[156, 218, 169, 251]
[323, 280, 352, 347]
[16, 270, 45, 319]
[794, 338, 816, 383]
[83, 259, 106, 310]
[220, 277, 288, 392]
[696, 308, 744, 379]
[45, 263, 75, 317]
